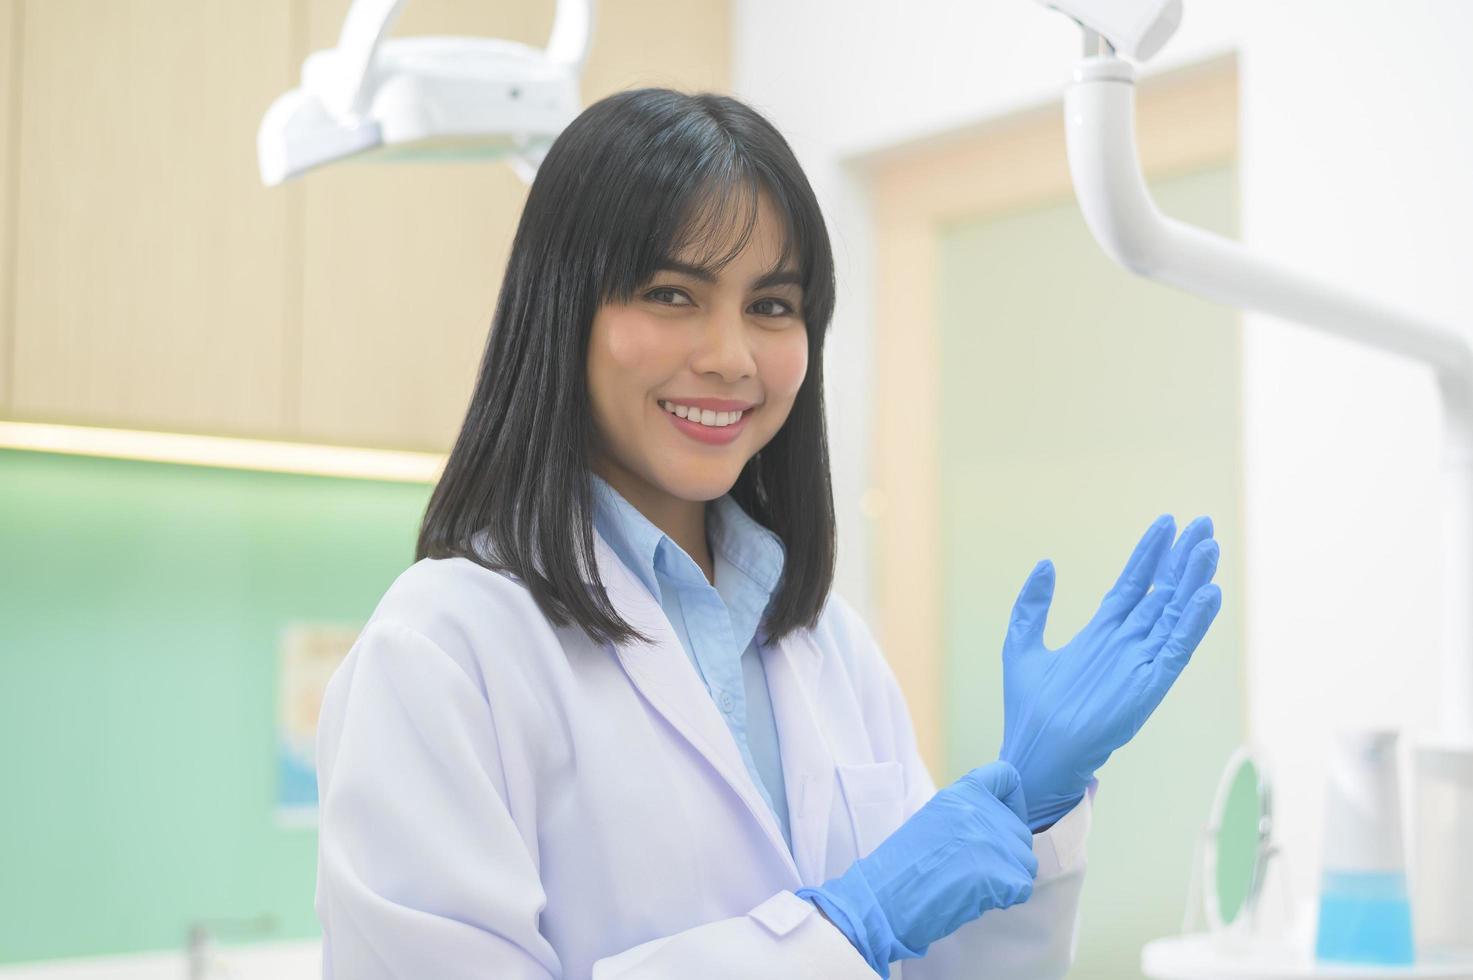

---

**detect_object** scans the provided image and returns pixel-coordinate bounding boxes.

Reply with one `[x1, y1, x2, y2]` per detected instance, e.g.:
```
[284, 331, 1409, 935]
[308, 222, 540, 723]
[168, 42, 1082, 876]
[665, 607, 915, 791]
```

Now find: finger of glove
[1153, 515, 1214, 592]
[971, 759, 1022, 799]
[1090, 515, 1174, 631]
[1001, 826, 1040, 877]
[1150, 584, 1222, 696]
[997, 778, 1029, 829]
[1120, 584, 1173, 640]
[977, 800, 1034, 851]
[1005, 560, 1055, 653]
[997, 871, 1035, 910]
[979, 834, 1038, 908]
[977, 763, 1030, 830]
[1001, 839, 1040, 903]
[1129, 536, 1219, 643]
[1146, 539, 1221, 652]
[958, 763, 1031, 848]
[1013, 875, 1036, 906]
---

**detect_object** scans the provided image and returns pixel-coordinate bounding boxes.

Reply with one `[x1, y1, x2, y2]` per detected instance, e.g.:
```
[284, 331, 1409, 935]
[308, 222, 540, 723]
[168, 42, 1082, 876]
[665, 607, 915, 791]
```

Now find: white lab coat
[314, 527, 1093, 979]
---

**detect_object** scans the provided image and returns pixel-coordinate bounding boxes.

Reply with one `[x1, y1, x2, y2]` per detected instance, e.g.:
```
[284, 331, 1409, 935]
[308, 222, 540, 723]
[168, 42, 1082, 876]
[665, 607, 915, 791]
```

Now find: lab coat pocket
[836, 760, 906, 858]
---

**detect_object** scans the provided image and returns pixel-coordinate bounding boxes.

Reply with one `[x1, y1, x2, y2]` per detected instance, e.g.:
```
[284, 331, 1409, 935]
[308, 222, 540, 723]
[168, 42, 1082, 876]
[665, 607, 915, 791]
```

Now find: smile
[659, 400, 753, 445]
[659, 400, 747, 427]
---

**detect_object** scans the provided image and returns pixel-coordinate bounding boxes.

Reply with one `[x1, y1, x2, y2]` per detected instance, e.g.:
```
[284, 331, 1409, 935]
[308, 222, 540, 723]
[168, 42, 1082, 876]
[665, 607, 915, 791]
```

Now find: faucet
[185, 914, 278, 980]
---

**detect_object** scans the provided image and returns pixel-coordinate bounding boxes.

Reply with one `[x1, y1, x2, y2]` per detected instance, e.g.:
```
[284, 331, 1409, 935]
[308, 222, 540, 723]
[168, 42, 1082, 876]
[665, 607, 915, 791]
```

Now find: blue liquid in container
[1315, 870, 1415, 965]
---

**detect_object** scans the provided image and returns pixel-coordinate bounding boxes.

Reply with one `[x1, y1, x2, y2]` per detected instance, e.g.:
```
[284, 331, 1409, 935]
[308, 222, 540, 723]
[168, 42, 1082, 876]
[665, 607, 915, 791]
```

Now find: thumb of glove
[1005, 560, 1054, 654]
[973, 760, 1029, 827]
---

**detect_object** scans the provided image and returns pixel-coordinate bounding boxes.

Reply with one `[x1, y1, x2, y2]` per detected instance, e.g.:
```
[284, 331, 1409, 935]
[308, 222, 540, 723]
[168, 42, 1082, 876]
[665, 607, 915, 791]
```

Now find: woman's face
[587, 190, 809, 507]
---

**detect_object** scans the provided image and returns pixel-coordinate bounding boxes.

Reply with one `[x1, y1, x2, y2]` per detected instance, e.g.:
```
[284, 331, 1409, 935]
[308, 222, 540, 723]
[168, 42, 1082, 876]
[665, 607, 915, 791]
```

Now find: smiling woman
[311, 86, 1171, 980]
[417, 87, 838, 649]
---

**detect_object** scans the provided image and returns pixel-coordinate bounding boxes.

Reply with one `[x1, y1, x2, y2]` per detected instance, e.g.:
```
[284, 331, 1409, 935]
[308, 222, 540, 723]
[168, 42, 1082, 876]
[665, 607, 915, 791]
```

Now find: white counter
[0, 939, 321, 980]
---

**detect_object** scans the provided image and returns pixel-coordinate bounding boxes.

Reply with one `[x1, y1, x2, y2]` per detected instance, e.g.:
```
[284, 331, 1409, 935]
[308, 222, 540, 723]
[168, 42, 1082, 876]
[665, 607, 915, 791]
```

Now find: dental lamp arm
[1038, 0, 1472, 382]
[1039, 0, 1473, 740]
[323, 0, 594, 116]
[326, 0, 407, 118]
[1041, 0, 1182, 62]
[1062, 55, 1473, 383]
[546, 0, 595, 70]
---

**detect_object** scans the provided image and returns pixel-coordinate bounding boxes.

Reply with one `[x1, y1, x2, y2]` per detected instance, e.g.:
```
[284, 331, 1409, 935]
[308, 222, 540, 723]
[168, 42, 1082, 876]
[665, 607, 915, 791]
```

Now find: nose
[689, 302, 757, 382]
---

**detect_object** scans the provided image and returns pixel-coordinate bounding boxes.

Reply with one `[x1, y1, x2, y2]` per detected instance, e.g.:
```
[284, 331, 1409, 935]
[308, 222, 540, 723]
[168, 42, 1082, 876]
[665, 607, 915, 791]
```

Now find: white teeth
[660, 400, 745, 428]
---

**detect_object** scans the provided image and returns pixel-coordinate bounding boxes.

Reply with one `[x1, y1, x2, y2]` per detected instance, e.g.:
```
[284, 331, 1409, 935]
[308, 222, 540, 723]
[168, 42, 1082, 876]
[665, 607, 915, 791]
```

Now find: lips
[662, 401, 751, 446]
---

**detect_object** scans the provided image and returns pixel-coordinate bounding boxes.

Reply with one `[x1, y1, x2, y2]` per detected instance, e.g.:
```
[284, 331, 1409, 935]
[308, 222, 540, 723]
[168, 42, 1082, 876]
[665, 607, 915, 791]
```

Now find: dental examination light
[1040, 0, 1473, 746]
[257, 0, 593, 186]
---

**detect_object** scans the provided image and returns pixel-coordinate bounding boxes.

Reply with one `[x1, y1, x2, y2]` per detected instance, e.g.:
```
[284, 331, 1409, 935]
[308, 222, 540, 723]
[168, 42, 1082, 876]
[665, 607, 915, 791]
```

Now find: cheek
[603, 313, 673, 375]
[761, 331, 809, 401]
[588, 310, 675, 427]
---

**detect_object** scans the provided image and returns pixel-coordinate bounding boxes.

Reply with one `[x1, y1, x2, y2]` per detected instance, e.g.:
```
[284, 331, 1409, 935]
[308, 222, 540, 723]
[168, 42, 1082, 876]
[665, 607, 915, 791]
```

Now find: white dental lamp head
[257, 0, 594, 187]
[1041, 0, 1181, 61]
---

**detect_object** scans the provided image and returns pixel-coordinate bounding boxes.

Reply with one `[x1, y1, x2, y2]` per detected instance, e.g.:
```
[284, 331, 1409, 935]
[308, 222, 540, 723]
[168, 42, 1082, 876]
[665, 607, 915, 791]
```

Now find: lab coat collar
[590, 526, 832, 887]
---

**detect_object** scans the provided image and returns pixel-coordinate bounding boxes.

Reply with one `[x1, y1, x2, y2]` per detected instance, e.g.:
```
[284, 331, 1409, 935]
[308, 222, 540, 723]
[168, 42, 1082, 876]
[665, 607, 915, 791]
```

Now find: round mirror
[1204, 746, 1274, 933]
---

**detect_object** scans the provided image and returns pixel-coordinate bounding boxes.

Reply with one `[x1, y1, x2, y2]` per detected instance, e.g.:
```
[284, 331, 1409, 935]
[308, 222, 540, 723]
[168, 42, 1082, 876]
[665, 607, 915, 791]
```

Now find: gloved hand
[999, 514, 1224, 833]
[798, 760, 1037, 978]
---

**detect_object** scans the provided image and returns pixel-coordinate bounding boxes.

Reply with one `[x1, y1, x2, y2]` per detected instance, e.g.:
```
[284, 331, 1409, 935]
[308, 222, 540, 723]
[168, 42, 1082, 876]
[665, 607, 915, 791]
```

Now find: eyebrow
[655, 259, 803, 290]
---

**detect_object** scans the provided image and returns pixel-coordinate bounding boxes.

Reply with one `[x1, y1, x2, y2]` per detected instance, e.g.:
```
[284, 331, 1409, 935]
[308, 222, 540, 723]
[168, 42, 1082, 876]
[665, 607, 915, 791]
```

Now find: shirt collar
[709, 491, 785, 595]
[589, 472, 786, 602]
[590, 473, 666, 601]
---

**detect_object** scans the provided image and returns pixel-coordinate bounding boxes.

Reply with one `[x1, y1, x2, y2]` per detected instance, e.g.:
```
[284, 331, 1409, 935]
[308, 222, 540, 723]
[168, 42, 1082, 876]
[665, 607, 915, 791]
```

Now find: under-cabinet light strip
[0, 420, 445, 484]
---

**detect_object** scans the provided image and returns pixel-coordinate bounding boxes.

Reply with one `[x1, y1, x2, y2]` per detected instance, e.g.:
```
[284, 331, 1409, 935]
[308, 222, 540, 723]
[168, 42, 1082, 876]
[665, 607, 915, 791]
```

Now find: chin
[656, 461, 749, 502]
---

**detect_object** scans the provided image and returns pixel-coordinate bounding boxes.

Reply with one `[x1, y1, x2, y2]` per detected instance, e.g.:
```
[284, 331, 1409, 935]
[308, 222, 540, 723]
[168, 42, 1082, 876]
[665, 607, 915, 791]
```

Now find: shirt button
[719, 691, 735, 713]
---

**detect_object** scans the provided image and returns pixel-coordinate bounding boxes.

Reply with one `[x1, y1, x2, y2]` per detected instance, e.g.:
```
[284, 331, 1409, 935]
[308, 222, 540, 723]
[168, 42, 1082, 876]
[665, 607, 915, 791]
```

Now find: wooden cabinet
[4, 0, 730, 451]
[293, 0, 547, 451]
[1, 0, 18, 412]
[10, 0, 298, 438]
[295, 0, 732, 451]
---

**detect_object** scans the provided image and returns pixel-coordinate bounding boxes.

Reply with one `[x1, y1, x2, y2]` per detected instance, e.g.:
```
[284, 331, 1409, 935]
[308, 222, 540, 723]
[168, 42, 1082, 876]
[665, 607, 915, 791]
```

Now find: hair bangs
[599, 155, 810, 307]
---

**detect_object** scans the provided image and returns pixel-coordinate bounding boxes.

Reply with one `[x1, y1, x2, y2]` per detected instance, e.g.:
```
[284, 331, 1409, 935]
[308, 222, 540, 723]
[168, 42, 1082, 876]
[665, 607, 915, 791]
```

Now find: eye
[645, 286, 693, 306]
[751, 297, 798, 318]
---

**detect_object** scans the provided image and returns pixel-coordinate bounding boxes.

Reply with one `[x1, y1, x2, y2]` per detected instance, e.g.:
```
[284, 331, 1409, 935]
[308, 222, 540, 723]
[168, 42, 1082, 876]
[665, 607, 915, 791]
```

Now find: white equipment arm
[1039, 1, 1473, 741]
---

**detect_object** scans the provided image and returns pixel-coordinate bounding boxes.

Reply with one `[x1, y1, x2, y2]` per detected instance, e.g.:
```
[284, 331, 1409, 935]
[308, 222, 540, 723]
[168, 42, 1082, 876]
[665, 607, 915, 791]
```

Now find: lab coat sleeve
[315, 619, 877, 980]
[589, 891, 875, 979]
[831, 597, 1093, 980]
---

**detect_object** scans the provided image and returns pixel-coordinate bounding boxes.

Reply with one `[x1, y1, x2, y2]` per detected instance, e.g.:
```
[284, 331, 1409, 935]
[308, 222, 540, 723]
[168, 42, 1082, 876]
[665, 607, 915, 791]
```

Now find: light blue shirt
[590, 473, 792, 851]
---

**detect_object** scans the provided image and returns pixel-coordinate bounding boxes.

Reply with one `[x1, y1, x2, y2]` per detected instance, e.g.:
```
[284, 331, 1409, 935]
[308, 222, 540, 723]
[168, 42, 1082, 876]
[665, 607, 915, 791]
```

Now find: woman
[313, 88, 1223, 979]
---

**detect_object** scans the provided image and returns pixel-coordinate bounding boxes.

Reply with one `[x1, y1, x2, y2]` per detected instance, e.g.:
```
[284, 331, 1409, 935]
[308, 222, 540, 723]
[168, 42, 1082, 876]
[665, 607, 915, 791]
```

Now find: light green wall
[0, 449, 431, 963]
[935, 165, 1248, 976]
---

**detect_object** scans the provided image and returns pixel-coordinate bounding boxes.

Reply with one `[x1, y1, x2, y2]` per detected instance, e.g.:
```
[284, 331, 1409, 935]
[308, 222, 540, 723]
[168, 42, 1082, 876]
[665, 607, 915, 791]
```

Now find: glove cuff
[1028, 789, 1086, 833]
[798, 887, 887, 977]
[798, 865, 925, 977]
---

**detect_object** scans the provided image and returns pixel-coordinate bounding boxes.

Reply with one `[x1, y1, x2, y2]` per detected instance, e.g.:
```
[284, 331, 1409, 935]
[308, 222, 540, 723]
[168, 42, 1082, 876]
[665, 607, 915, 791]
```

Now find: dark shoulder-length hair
[416, 87, 838, 650]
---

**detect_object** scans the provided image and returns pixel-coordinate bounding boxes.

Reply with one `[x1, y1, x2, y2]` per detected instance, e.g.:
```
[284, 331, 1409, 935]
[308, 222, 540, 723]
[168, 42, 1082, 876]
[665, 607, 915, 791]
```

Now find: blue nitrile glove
[999, 514, 1224, 833]
[797, 760, 1037, 978]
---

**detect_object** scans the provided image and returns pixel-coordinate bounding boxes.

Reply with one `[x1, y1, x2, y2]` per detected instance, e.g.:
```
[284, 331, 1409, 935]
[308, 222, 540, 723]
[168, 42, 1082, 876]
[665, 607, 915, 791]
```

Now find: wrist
[802, 891, 842, 933]
[1027, 788, 1086, 833]
[1007, 763, 1089, 828]
[798, 887, 887, 976]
